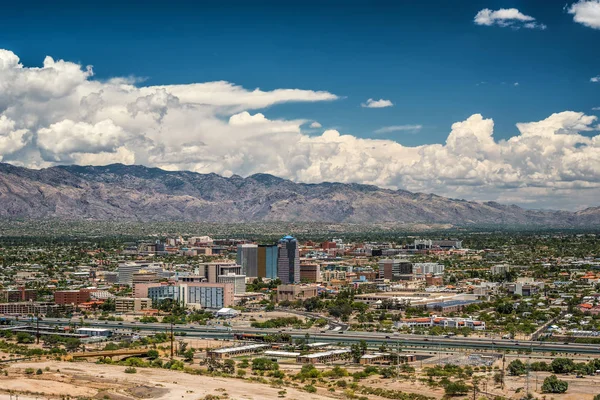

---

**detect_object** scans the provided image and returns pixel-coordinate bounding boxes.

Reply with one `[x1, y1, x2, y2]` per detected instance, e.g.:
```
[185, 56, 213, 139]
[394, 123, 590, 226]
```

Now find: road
[16, 317, 600, 355]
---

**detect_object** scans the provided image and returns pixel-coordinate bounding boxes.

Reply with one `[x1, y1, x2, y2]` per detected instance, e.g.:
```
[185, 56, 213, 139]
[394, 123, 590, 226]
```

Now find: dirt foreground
[2, 360, 336, 400]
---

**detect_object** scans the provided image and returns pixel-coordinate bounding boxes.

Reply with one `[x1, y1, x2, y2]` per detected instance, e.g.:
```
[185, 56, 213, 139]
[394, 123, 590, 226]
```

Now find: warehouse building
[296, 349, 351, 364]
[208, 343, 270, 359]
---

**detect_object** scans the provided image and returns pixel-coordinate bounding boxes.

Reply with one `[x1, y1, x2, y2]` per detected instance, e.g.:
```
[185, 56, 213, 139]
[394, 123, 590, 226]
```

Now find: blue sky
[1, 0, 597, 145]
[0, 0, 599, 209]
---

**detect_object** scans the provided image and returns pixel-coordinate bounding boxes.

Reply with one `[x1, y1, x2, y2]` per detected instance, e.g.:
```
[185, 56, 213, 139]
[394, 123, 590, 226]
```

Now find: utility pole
[396, 340, 400, 380]
[170, 312, 174, 359]
[526, 358, 530, 397]
[501, 352, 506, 390]
[35, 306, 40, 345]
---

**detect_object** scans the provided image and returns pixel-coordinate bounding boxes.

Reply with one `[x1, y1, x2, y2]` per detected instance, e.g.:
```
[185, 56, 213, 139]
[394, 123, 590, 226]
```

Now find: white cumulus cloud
[568, 0, 600, 29]
[361, 98, 394, 108]
[0, 49, 599, 210]
[474, 8, 547, 29]
[309, 121, 322, 128]
[591, 76, 600, 82]
[0, 115, 29, 161]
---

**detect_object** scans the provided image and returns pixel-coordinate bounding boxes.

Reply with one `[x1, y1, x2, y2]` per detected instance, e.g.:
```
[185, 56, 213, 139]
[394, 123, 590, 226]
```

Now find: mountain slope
[0, 163, 597, 226]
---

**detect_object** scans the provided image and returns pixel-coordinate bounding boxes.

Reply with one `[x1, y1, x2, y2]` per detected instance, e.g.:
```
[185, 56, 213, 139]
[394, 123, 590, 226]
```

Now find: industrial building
[359, 353, 416, 365]
[208, 343, 269, 359]
[76, 328, 113, 338]
[296, 349, 351, 364]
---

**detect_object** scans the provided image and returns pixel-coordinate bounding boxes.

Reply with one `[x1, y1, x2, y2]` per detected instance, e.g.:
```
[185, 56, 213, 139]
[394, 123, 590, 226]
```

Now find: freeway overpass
[19, 317, 600, 355]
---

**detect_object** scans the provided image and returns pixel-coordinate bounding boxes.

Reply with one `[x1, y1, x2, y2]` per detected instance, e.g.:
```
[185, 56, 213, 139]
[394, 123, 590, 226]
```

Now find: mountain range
[0, 162, 598, 226]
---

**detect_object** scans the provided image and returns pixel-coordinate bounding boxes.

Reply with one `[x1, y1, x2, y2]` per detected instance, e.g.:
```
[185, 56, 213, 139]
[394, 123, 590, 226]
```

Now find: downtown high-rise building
[257, 244, 278, 279]
[277, 235, 300, 284]
[236, 244, 258, 278]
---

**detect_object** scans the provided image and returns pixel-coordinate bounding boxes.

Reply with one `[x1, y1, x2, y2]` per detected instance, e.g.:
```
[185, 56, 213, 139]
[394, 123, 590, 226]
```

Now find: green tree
[16, 332, 34, 344]
[63, 338, 81, 352]
[147, 349, 159, 359]
[252, 357, 278, 371]
[223, 359, 235, 374]
[508, 359, 527, 376]
[551, 357, 575, 374]
[542, 375, 568, 393]
[183, 349, 195, 361]
[444, 381, 470, 396]
[350, 340, 367, 363]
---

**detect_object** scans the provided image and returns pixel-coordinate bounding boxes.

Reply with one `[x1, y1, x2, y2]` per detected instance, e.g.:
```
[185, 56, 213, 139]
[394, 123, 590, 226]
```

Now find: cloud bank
[568, 0, 600, 29]
[0, 50, 599, 210]
[474, 8, 547, 29]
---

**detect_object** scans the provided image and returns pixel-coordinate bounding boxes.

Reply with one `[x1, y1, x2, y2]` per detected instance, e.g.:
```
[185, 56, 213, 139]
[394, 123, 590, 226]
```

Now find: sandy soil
[3, 360, 337, 400]
[2, 357, 599, 400]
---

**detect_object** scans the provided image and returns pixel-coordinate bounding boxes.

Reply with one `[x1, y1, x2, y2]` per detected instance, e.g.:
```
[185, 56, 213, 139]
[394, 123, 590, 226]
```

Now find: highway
[15, 317, 600, 355]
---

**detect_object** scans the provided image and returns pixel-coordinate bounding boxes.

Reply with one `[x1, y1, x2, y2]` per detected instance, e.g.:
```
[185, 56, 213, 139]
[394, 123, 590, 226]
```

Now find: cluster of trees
[246, 278, 281, 292]
[509, 357, 600, 377]
[250, 317, 302, 329]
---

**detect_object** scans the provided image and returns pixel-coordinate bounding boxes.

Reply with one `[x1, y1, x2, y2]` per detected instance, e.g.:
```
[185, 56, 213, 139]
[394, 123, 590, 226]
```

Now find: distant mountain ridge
[0, 162, 598, 226]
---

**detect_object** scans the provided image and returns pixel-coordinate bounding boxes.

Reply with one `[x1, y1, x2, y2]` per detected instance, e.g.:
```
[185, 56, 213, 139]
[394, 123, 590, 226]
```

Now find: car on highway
[385, 336, 390, 339]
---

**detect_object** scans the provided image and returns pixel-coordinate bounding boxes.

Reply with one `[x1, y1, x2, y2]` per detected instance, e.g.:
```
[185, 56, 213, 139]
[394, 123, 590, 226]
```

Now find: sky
[0, 0, 599, 210]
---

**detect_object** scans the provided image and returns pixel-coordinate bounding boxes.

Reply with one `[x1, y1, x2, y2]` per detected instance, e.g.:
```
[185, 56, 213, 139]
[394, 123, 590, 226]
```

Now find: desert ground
[0, 357, 598, 399]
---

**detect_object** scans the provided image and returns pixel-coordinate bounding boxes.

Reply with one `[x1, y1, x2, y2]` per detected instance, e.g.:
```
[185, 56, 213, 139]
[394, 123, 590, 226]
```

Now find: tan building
[425, 274, 443, 286]
[300, 263, 321, 283]
[276, 284, 319, 303]
[132, 271, 160, 298]
[115, 297, 152, 313]
[322, 270, 347, 282]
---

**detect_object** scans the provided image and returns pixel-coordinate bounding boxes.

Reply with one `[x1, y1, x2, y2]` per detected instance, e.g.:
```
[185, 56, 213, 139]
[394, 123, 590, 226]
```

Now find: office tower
[237, 244, 258, 277]
[277, 235, 300, 284]
[117, 262, 142, 285]
[218, 273, 246, 295]
[200, 262, 242, 283]
[378, 259, 413, 280]
[257, 244, 278, 279]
